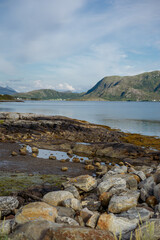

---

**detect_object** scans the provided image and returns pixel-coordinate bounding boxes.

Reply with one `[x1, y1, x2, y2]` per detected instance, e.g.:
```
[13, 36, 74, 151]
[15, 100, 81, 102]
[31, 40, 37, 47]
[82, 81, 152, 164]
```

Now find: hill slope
[82, 71, 160, 101]
[14, 89, 83, 100]
[0, 86, 17, 95]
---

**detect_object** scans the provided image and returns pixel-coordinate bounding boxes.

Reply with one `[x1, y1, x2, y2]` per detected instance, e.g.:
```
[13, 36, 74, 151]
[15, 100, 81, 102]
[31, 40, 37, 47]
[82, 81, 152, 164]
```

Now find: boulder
[66, 175, 97, 192]
[43, 191, 74, 206]
[97, 176, 126, 195]
[86, 212, 100, 228]
[99, 192, 112, 208]
[56, 216, 79, 226]
[55, 206, 75, 218]
[138, 176, 155, 196]
[0, 219, 14, 237]
[108, 191, 140, 213]
[0, 196, 19, 216]
[15, 202, 58, 224]
[62, 198, 81, 211]
[96, 213, 138, 235]
[42, 226, 115, 240]
[154, 183, 160, 203]
[64, 185, 80, 200]
[79, 208, 93, 223]
[132, 170, 146, 181]
[115, 207, 153, 222]
[8, 220, 62, 240]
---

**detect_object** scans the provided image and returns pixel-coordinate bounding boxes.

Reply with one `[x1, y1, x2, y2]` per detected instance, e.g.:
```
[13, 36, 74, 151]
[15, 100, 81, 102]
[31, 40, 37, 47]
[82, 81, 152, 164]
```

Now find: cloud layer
[0, 0, 160, 91]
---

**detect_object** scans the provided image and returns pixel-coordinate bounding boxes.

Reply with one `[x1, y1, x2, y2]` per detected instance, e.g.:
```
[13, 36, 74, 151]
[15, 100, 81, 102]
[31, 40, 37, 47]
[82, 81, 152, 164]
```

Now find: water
[0, 100, 160, 137]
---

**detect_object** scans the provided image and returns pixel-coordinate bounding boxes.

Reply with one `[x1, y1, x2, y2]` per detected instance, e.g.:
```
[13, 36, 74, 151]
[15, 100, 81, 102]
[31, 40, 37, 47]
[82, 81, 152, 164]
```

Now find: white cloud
[55, 83, 75, 91]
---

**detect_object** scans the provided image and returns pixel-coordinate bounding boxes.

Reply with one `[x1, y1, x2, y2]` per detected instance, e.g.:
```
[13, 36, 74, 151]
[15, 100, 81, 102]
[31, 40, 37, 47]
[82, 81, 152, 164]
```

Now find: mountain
[0, 86, 17, 95]
[81, 71, 160, 101]
[14, 89, 83, 100]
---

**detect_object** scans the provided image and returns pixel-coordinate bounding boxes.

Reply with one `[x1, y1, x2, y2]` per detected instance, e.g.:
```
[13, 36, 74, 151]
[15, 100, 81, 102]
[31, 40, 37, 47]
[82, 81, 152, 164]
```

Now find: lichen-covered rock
[99, 192, 112, 208]
[8, 220, 62, 240]
[86, 212, 100, 228]
[79, 208, 93, 223]
[43, 226, 115, 240]
[43, 190, 74, 206]
[55, 206, 75, 218]
[66, 175, 97, 192]
[132, 170, 146, 181]
[96, 213, 138, 235]
[97, 176, 126, 195]
[15, 202, 58, 224]
[64, 185, 80, 200]
[56, 216, 79, 226]
[0, 196, 19, 216]
[108, 191, 140, 213]
[138, 176, 155, 196]
[62, 198, 82, 211]
[0, 219, 14, 236]
[115, 207, 153, 222]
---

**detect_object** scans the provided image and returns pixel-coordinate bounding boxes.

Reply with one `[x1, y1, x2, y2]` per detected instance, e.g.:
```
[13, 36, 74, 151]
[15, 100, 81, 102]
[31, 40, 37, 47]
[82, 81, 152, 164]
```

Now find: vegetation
[0, 94, 15, 101]
[81, 71, 160, 101]
[14, 89, 83, 100]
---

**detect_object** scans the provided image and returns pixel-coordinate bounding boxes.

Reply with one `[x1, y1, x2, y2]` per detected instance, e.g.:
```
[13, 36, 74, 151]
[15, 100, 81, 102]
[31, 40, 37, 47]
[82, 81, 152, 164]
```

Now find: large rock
[55, 206, 75, 218]
[115, 207, 153, 222]
[56, 216, 79, 226]
[97, 176, 126, 195]
[62, 198, 81, 211]
[8, 220, 62, 240]
[138, 176, 155, 196]
[43, 190, 74, 206]
[65, 175, 97, 192]
[15, 202, 58, 224]
[42, 226, 114, 240]
[96, 213, 138, 235]
[108, 191, 140, 213]
[0, 196, 19, 216]
[154, 183, 160, 203]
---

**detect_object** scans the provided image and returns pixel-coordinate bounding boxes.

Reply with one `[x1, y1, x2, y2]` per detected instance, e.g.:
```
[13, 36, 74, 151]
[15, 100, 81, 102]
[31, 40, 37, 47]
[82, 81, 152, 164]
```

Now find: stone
[81, 200, 101, 211]
[97, 176, 126, 195]
[99, 192, 112, 208]
[115, 207, 153, 222]
[134, 219, 160, 240]
[79, 208, 93, 223]
[61, 167, 68, 171]
[0, 219, 14, 236]
[84, 165, 95, 170]
[43, 226, 115, 240]
[32, 147, 39, 153]
[96, 213, 138, 235]
[32, 153, 37, 157]
[67, 175, 97, 192]
[56, 216, 79, 226]
[154, 183, 160, 203]
[126, 176, 137, 190]
[132, 170, 146, 181]
[55, 206, 75, 218]
[9, 220, 62, 240]
[108, 191, 140, 213]
[138, 176, 155, 196]
[140, 188, 149, 202]
[49, 154, 56, 160]
[11, 151, 18, 156]
[64, 185, 80, 200]
[0, 196, 19, 217]
[62, 198, 81, 211]
[43, 190, 74, 206]
[146, 196, 157, 208]
[86, 212, 100, 228]
[19, 147, 27, 155]
[15, 202, 58, 224]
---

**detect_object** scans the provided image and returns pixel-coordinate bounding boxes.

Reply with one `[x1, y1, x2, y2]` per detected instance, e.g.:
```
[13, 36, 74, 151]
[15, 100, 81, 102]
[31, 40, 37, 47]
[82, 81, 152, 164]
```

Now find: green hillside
[14, 89, 83, 100]
[81, 71, 160, 101]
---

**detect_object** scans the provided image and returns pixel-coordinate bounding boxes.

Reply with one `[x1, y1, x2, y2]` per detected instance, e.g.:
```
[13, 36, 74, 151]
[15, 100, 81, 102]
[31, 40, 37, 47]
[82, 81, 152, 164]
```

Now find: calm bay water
[0, 101, 160, 137]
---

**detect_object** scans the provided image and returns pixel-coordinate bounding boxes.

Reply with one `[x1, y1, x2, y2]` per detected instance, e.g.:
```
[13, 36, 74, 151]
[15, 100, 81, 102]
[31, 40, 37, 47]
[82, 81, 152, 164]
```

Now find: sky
[0, 0, 160, 92]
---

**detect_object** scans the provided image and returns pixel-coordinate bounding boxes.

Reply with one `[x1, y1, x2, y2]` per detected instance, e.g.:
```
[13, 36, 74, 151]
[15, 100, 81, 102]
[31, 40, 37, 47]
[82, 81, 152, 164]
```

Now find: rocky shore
[0, 112, 160, 239]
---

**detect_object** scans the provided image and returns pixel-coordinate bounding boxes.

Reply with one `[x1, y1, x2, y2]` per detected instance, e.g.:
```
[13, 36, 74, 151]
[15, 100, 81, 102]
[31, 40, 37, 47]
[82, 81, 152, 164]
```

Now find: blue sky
[0, 0, 160, 92]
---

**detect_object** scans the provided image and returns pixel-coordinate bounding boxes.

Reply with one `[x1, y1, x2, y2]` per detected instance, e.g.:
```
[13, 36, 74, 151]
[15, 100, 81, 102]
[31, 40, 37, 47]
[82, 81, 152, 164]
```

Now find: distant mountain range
[0, 86, 17, 95]
[5, 71, 160, 101]
[14, 89, 83, 100]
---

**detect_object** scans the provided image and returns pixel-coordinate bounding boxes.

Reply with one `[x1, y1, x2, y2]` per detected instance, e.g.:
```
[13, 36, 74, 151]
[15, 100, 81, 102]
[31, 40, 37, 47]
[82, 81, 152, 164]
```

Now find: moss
[121, 133, 160, 151]
[0, 172, 64, 196]
[0, 120, 4, 124]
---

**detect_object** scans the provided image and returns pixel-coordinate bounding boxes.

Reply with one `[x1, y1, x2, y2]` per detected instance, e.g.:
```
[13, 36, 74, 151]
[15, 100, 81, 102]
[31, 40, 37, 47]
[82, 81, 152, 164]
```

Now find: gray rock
[64, 185, 80, 200]
[43, 190, 74, 206]
[0, 196, 19, 216]
[62, 198, 81, 211]
[154, 183, 160, 203]
[0, 219, 15, 236]
[115, 207, 153, 222]
[138, 176, 155, 196]
[97, 176, 126, 195]
[86, 212, 100, 228]
[81, 200, 101, 211]
[8, 220, 63, 240]
[140, 188, 149, 202]
[126, 177, 137, 190]
[55, 206, 75, 218]
[132, 170, 146, 181]
[108, 191, 140, 213]
[56, 216, 79, 226]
